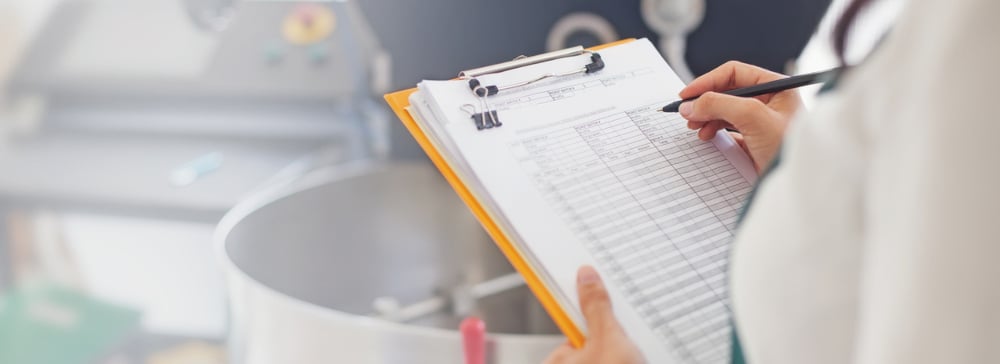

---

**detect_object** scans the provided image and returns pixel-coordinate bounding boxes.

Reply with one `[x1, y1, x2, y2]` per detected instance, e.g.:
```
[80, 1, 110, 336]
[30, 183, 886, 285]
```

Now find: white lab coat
[730, 0, 1000, 363]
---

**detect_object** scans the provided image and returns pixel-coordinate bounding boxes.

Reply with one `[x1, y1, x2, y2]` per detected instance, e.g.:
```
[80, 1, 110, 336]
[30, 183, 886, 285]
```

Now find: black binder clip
[457, 46, 607, 131]
[462, 104, 500, 130]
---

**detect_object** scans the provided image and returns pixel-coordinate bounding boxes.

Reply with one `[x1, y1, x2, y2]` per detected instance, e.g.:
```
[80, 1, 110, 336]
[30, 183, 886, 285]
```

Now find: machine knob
[283, 4, 336, 45]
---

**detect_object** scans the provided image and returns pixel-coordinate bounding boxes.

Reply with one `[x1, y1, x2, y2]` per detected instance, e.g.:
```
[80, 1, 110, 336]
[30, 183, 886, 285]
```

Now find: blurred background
[0, 0, 898, 363]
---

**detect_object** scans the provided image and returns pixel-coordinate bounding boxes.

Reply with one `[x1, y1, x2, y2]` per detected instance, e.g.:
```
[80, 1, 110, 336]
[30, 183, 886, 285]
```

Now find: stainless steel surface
[641, 0, 705, 82]
[218, 162, 562, 363]
[376, 272, 525, 323]
[0, 133, 339, 222]
[6, 0, 385, 101]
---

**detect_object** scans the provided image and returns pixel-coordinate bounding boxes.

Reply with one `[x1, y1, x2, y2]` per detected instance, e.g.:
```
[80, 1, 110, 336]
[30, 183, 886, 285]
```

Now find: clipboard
[384, 39, 635, 348]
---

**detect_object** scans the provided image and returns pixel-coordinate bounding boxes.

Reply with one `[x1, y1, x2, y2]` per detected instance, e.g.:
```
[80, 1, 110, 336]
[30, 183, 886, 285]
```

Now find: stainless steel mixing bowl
[217, 162, 562, 363]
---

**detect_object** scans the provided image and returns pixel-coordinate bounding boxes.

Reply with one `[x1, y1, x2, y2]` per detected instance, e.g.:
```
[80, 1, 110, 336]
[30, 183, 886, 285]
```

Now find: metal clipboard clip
[458, 46, 606, 130]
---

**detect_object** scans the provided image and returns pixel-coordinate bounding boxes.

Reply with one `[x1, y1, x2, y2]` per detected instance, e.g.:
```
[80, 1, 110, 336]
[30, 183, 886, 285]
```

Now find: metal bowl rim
[213, 160, 562, 341]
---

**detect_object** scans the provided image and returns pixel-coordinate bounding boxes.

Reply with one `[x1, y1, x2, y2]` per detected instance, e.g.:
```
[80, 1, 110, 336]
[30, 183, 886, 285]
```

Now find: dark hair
[833, 0, 875, 65]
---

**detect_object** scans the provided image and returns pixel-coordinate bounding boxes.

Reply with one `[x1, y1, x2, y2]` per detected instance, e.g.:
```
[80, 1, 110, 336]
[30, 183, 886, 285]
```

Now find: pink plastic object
[460, 316, 486, 364]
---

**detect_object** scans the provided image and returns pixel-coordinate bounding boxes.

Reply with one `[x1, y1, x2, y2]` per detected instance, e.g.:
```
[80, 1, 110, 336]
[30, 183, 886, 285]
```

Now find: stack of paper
[394, 39, 756, 363]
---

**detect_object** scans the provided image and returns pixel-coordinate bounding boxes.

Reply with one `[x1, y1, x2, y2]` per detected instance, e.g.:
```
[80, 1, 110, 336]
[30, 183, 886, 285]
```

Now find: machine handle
[460, 316, 486, 364]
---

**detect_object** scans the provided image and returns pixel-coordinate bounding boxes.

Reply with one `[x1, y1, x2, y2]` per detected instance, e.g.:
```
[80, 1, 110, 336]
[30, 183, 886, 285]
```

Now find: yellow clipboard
[383, 39, 634, 348]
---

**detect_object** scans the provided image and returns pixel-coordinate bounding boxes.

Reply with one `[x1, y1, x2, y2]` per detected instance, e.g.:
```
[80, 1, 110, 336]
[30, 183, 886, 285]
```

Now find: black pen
[659, 67, 843, 113]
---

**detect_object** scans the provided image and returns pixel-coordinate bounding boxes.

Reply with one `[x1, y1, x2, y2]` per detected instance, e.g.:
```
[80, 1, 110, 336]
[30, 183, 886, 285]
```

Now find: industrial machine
[0, 0, 393, 357]
[5, 0, 389, 149]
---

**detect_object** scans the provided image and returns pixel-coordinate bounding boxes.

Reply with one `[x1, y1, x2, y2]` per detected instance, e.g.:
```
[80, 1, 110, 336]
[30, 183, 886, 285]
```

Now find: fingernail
[578, 266, 600, 285]
[679, 101, 693, 117]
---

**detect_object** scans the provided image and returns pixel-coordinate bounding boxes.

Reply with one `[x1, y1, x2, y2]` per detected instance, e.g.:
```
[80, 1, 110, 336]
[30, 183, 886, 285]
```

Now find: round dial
[283, 4, 337, 45]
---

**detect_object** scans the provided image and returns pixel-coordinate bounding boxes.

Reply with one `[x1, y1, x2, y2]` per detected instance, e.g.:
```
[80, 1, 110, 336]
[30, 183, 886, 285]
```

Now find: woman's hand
[543, 266, 644, 364]
[679, 61, 803, 171]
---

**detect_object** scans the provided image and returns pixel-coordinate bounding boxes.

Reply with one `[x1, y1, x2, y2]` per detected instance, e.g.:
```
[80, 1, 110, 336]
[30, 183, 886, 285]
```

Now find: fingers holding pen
[679, 92, 777, 134]
[672, 60, 803, 172]
[697, 121, 730, 141]
[679, 61, 786, 101]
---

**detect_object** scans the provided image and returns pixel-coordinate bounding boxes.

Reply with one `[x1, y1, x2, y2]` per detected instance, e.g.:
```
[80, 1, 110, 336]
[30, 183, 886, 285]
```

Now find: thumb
[577, 266, 622, 340]
[679, 92, 778, 134]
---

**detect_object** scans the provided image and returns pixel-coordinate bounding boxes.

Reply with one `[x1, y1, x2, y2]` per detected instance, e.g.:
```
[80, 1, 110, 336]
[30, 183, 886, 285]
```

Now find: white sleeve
[853, 1, 1000, 362]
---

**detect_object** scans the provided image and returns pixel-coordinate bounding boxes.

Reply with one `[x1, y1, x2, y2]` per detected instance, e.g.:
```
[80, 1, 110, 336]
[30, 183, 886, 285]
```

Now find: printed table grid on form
[509, 105, 750, 363]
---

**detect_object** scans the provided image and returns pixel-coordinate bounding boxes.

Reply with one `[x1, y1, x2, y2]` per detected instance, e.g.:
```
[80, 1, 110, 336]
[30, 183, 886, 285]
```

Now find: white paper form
[414, 39, 756, 364]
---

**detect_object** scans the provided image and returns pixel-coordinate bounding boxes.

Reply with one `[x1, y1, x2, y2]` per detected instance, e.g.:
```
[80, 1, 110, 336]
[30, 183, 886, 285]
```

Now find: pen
[659, 67, 843, 113]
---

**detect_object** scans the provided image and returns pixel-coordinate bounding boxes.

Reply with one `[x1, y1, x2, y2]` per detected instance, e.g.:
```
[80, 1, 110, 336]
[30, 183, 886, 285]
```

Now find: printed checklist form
[393, 38, 756, 364]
